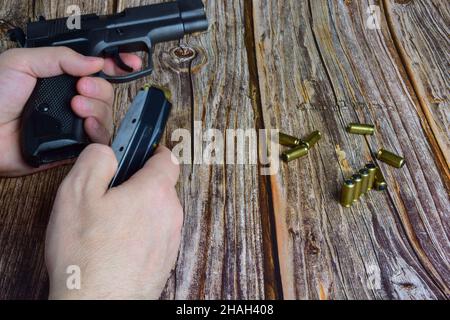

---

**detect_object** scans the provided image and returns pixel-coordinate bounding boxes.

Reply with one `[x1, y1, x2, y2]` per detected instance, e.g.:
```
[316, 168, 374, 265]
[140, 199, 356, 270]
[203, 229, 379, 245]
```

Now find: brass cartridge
[281, 145, 309, 162]
[340, 179, 356, 208]
[303, 131, 322, 149]
[374, 167, 388, 191]
[346, 123, 375, 135]
[365, 163, 377, 191]
[359, 168, 370, 195]
[279, 132, 302, 147]
[352, 174, 363, 202]
[376, 149, 406, 169]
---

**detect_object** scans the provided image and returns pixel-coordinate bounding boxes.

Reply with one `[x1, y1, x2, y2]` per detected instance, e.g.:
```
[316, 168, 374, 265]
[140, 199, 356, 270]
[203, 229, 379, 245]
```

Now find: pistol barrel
[179, 0, 209, 34]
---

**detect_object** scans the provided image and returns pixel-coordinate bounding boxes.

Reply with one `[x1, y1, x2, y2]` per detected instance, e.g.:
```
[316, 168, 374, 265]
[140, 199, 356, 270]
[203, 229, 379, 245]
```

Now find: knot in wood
[171, 46, 196, 62]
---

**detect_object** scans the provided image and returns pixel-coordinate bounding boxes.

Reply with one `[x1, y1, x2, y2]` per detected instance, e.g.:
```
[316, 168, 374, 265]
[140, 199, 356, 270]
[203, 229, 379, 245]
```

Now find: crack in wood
[243, 0, 283, 300]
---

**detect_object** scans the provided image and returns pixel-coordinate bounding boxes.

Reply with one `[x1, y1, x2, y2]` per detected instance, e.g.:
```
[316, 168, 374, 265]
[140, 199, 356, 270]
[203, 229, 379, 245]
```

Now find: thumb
[116, 146, 180, 194]
[66, 144, 118, 196]
[1, 47, 104, 78]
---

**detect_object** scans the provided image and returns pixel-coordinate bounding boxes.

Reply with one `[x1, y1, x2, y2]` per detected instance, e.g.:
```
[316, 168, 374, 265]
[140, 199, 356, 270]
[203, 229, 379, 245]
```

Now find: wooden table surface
[0, 0, 448, 300]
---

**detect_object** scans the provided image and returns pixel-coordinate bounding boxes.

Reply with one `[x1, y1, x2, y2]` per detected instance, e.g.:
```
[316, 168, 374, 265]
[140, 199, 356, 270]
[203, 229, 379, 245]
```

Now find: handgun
[110, 86, 172, 188]
[7, 0, 207, 167]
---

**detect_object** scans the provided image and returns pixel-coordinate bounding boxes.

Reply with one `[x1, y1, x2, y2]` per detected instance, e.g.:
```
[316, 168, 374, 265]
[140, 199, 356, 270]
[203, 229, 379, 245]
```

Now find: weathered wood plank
[0, 0, 116, 299]
[0, 0, 31, 52]
[0, 0, 32, 34]
[1, 0, 448, 300]
[252, 0, 449, 299]
[115, 0, 268, 299]
[384, 0, 450, 175]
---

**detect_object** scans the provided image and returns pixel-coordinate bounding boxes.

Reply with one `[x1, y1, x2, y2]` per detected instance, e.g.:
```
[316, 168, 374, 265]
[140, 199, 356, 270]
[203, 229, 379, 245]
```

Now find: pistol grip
[21, 74, 89, 167]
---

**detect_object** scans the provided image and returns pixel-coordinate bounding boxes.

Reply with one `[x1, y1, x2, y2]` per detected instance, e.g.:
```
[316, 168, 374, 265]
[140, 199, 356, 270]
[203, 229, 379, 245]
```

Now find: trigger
[104, 47, 134, 73]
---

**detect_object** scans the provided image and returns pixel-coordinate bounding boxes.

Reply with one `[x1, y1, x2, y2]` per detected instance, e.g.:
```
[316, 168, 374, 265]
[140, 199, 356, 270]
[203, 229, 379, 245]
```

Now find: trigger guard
[103, 47, 134, 73]
[97, 65, 154, 83]
[96, 42, 154, 84]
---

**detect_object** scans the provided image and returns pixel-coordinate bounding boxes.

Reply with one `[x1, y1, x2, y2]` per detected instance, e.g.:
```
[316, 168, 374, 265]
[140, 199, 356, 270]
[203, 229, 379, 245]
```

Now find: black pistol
[8, 0, 207, 167]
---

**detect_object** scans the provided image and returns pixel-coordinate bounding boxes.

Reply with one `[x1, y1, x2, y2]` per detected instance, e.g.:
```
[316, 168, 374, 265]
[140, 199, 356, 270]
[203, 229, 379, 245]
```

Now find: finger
[65, 144, 118, 195]
[1, 47, 104, 78]
[103, 53, 143, 76]
[115, 146, 180, 191]
[77, 77, 114, 106]
[84, 117, 111, 145]
[71, 95, 113, 134]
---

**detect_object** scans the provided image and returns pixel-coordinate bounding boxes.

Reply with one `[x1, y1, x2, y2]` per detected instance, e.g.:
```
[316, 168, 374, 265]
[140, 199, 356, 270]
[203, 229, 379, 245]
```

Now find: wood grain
[115, 0, 269, 299]
[0, 0, 115, 300]
[252, 0, 449, 299]
[0, 0, 448, 300]
[384, 0, 450, 174]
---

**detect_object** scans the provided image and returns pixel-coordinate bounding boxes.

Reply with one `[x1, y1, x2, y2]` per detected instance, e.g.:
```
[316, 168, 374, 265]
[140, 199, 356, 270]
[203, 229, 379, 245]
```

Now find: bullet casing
[374, 167, 388, 191]
[303, 131, 322, 149]
[281, 145, 309, 162]
[352, 174, 363, 202]
[340, 179, 356, 208]
[365, 163, 377, 191]
[346, 123, 375, 135]
[279, 132, 302, 147]
[359, 168, 370, 195]
[376, 149, 406, 169]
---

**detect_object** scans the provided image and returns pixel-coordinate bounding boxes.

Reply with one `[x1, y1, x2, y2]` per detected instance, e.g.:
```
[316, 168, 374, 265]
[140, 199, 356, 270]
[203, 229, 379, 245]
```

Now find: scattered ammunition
[346, 123, 375, 135]
[352, 174, 363, 202]
[340, 164, 387, 207]
[374, 167, 388, 191]
[365, 163, 377, 191]
[281, 145, 309, 162]
[376, 149, 406, 169]
[340, 179, 356, 208]
[303, 130, 322, 149]
[279, 132, 302, 147]
[359, 168, 370, 195]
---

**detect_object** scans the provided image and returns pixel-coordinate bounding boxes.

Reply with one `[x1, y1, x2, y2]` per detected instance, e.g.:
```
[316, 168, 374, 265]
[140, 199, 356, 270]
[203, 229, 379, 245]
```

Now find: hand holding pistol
[8, 0, 208, 167]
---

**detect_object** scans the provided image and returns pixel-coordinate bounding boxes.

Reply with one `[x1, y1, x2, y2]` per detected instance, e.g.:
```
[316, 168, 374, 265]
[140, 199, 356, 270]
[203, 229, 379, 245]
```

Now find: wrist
[48, 276, 160, 300]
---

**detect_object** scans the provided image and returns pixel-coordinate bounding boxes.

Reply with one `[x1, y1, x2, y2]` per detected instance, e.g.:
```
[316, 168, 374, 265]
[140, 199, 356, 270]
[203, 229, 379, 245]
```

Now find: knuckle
[77, 76, 89, 90]
[87, 143, 118, 167]
[78, 143, 117, 168]
[92, 98, 113, 120]
[86, 143, 113, 157]
[59, 46, 75, 56]
[103, 100, 113, 118]
[0, 48, 20, 66]
[58, 170, 85, 199]
[94, 100, 109, 117]
[100, 78, 114, 96]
